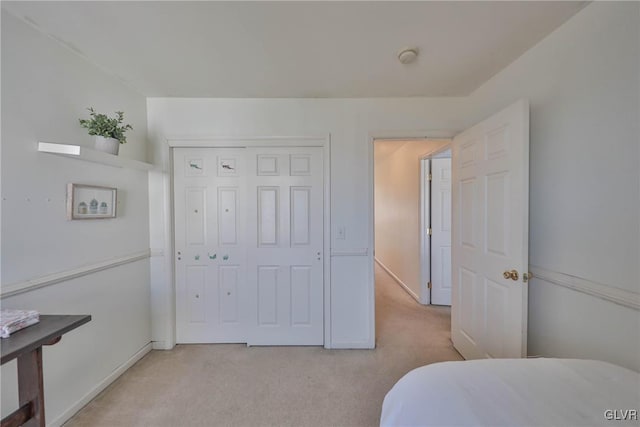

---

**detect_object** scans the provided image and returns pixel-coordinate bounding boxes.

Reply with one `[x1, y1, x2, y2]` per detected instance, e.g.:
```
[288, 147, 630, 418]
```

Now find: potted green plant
[79, 107, 133, 155]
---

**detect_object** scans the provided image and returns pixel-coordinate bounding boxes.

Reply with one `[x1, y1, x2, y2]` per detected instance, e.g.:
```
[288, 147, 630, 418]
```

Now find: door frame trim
[168, 135, 328, 147]
[419, 158, 432, 305]
[167, 135, 332, 348]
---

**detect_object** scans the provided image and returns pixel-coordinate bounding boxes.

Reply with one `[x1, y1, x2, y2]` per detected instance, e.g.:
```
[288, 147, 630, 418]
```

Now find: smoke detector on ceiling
[397, 47, 418, 64]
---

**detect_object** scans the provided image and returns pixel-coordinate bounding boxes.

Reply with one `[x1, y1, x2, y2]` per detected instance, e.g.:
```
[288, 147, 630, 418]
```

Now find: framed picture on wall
[67, 183, 117, 220]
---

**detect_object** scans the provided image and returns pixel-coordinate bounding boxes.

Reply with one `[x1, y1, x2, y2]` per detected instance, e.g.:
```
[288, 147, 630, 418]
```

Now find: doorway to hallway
[373, 139, 452, 308]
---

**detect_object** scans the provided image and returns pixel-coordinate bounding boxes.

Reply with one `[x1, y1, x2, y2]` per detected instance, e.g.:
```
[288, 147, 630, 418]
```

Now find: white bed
[381, 358, 640, 426]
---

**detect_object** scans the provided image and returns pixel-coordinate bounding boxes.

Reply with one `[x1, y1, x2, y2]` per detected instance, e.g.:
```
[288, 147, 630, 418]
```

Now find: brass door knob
[503, 270, 519, 281]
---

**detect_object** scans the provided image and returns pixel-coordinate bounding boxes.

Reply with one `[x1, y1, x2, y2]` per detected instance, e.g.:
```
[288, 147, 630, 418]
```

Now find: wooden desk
[1, 315, 91, 427]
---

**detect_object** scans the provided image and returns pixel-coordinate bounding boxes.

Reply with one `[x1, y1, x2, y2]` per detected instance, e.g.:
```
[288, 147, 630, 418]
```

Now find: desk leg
[17, 347, 45, 427]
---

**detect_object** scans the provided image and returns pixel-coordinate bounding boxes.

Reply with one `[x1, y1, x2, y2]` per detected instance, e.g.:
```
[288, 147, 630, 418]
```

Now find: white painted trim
[49, 342, 153, 427]
[166, 134, 328, 142]
[330, 248, 369, 257]
[0, 250, 151, 298]
[330, 341, 373, 349]
[419, 159, 431, 305]
[167, 152, 177, 349]
[323, 136, 332, 349]
[530, 265, 640, 311]
[367, 135, 376, 349]
[375, 257, 421, 303]
[167, 135, 327, 148]
[368, 130, 455, 140]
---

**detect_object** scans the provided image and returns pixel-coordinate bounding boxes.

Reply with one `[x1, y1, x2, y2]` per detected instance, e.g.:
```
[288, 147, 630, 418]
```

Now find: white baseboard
[330, 341, 375, 349]
[374, 257, 421, 303]
[49, 342, 153, 427]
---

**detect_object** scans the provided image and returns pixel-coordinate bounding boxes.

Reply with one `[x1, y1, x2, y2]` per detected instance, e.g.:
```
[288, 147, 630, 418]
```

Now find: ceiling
[2, 1, 587, 98]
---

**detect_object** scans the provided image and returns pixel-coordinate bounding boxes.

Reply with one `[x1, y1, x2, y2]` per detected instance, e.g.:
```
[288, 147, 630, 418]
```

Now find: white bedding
[381, 358, 640, 426]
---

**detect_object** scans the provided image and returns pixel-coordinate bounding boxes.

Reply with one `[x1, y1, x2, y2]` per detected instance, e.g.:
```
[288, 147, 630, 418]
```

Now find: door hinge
[428, 173, 432, 181]
[427, 281, 432, 289]
[427, 227, 432, 235]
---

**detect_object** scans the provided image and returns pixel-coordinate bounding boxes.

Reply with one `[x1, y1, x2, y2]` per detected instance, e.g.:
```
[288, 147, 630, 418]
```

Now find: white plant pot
[94, 136, 120, 155]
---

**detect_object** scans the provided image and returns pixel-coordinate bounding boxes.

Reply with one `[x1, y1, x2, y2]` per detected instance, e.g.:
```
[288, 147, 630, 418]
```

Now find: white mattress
[381, 358, 640, 426]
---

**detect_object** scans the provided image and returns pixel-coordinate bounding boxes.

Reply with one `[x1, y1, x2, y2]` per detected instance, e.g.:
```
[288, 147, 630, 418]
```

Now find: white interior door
[246, 147, 324, 345]
[451, 99, 529, 359]
[174, 148, 247, 343]
[431, 157, 452, 306]
[420, 159, 431, 305]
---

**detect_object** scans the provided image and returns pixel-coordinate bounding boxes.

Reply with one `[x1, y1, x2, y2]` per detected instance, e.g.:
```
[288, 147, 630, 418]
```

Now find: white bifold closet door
[174, 148, 248, 343]
[246, 147, 324, 345]
[174, 146, 324, 345]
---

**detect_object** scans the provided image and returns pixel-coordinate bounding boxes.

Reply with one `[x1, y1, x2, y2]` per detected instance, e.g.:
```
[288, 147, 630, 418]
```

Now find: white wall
[465, 2, 640, 371]
[374, 140, 445, 302]
[1, 10, 151, 424]
[147, 2, 639, 368]
[146, 97, 466, 348]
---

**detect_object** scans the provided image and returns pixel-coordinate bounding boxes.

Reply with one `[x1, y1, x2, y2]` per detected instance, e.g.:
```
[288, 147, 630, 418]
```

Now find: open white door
[431, 157, 452, 306]
[451, 99, 529, 359]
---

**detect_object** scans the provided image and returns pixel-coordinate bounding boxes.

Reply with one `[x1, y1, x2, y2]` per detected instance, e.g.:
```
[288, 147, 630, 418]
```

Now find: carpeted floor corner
[65, 265, 462, 427]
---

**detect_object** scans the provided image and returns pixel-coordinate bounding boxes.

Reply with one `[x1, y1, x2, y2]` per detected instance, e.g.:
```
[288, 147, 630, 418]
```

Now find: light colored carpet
[66, 265, 462, 427]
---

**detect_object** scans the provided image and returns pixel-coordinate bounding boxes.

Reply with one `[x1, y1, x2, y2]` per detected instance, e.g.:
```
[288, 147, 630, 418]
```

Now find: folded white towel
[0, 309, 40, 338]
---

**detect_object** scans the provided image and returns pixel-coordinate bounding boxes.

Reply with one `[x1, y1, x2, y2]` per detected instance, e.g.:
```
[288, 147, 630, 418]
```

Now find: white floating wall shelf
[38, 141, 156, 171]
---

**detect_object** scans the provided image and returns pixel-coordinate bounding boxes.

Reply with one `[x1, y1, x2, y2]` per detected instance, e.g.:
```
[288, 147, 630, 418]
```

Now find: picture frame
[67, 183, 117, 220]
